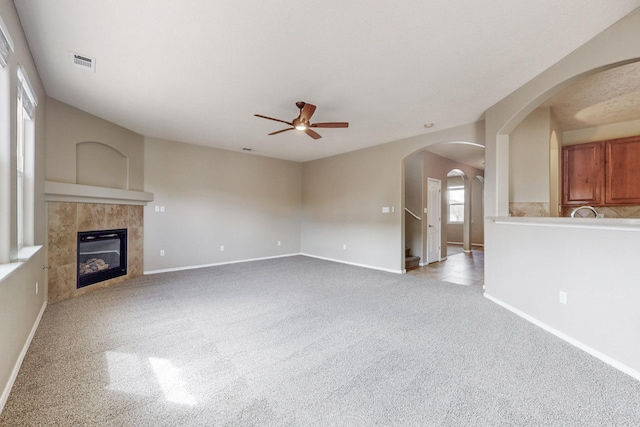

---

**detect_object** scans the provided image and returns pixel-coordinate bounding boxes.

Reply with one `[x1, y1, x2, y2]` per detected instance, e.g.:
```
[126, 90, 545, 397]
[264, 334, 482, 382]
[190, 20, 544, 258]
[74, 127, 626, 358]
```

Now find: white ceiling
[14, 1, 640, 163]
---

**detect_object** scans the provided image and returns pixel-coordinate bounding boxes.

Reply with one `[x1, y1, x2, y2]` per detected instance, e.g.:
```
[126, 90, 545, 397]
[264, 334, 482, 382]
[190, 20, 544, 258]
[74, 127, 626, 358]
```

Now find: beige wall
[471, 176, 484, 243]
[404, 151, 423, 261]
[549, 114, 561, 217]
[509, 107, 551, 216]
[45, 97, 145, 190]
[484, 8, 640, 377]
[562, 118, 640, 145]
[0, 0, 47, 411]
[143, 137, 302, 272]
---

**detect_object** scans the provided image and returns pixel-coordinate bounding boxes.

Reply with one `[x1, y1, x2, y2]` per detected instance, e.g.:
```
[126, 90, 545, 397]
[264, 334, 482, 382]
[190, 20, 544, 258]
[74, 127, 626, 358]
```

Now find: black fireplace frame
[77, 228, 127, 289]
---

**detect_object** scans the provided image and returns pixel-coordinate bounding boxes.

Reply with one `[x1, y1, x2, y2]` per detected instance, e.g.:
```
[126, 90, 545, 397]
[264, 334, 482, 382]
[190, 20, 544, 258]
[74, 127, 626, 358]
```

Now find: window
[0, 16, 13, 263]
[16, 66, 37, 251]
[448, 185, 464, 223]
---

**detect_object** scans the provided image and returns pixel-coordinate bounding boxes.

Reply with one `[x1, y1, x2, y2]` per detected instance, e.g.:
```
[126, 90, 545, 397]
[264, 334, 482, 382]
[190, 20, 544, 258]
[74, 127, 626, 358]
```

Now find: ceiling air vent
[71, 52, 96, 72]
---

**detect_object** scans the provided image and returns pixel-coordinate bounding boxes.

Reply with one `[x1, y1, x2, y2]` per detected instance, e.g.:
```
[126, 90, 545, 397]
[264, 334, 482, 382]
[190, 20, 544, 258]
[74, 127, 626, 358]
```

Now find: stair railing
[405, 207, 421, 221]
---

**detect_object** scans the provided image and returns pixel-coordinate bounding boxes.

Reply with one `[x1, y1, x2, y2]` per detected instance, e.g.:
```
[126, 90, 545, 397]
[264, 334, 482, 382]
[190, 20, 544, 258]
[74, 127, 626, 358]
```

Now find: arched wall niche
[76, 141, 130, 190]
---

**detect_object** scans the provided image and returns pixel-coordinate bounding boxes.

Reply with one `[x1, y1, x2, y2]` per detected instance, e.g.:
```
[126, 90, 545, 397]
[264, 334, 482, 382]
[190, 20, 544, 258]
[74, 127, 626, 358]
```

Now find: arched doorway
[402, 142, 484, 278]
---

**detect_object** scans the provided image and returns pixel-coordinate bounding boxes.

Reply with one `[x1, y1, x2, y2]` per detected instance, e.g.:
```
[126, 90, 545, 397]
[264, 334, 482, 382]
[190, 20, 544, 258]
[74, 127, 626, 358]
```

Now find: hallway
[406, 245, 484, 287]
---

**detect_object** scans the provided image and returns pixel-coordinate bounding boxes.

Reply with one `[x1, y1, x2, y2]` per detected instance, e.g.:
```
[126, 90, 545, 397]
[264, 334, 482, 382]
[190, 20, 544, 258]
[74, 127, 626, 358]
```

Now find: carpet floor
[2, 255, 640, 426]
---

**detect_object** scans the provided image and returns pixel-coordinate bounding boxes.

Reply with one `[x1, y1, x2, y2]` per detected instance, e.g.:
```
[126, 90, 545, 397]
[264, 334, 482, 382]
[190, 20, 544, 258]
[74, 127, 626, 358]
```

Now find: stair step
[405, 255, 420, 270]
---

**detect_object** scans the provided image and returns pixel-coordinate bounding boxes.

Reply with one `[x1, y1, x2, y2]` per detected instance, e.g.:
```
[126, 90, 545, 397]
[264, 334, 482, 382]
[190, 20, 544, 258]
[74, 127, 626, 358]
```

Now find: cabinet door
[605, 136, 640, 204]
[562, 142, 603, 205]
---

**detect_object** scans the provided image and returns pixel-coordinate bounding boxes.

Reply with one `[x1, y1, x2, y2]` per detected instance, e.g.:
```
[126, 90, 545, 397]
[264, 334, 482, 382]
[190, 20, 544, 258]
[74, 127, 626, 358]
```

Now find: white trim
[0, 246, 43, 285]
[301, 253, 404, 274]
[17, 65, 38, 106]
[0, 301, 47, 414]
[45, 181, 153, 205]
[144, 253, 301, 275]
[15, 245, 42, 262]
[0, 262, 21, 284]
[0, 15, 14, 52]
[491, 216, 640, 232]
[484, 293, 640, 383]
[145, 253, 404, 276]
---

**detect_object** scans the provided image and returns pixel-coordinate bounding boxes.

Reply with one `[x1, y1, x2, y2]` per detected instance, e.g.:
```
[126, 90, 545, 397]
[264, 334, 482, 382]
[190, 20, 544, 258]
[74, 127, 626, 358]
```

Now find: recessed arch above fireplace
[76, 141, 129, 190]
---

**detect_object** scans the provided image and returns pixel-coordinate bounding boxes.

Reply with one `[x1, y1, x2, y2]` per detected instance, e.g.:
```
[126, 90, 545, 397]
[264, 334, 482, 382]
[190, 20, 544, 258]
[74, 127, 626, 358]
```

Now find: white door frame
[426, 177, 441, 264]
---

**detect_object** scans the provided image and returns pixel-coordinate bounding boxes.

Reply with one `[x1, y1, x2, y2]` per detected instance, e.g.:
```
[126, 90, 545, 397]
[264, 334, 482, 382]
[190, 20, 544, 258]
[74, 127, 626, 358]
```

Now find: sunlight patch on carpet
[104, 351, 197, 406]
[149, 357, 198, 406]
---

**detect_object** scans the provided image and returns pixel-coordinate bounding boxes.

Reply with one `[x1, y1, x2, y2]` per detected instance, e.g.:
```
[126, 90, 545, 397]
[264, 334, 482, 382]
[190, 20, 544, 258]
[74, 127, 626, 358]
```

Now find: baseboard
[484, 293, 640, 382]
[300, 253, 404, 274]
[0, 301, 47, 414]
[144, 253, 302, 275]
[146, 253, 404, 276]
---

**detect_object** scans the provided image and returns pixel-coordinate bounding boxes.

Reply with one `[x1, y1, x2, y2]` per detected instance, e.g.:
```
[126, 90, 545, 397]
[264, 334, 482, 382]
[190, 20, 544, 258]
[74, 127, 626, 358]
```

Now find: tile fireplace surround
[46, 181, 152, 303]
[47, 201, 144, 303]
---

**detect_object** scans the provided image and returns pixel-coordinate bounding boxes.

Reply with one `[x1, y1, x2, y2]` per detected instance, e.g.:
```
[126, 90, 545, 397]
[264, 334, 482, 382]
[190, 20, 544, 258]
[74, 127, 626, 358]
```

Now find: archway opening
[402, 141, 484, 278]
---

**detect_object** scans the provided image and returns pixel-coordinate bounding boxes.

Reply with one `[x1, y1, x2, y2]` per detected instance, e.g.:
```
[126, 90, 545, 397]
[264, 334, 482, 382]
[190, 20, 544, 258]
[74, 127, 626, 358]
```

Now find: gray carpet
[2, 255, 640, 426]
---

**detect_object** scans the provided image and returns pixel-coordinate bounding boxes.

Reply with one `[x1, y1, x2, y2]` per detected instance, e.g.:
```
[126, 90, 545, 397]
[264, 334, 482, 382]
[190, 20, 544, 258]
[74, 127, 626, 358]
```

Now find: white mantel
[45, 181, 154, 205]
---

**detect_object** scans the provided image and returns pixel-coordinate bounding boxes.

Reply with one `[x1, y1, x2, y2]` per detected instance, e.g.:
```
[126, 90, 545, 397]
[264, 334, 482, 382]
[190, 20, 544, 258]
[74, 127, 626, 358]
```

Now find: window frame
[447, 185, 465, 224]
[16, 65, 37, 253]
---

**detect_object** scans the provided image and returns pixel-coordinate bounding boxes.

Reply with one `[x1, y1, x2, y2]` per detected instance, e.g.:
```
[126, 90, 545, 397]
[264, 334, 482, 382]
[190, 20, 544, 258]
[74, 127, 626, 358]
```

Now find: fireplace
[77, 228, 127, 289]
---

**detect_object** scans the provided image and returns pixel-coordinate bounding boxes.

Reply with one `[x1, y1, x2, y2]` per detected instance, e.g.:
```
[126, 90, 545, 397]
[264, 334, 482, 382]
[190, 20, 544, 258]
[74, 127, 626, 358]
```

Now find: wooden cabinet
[562, 136, 640, 206]
[605, 136, 640, 204]
[562, 142, 603, 205]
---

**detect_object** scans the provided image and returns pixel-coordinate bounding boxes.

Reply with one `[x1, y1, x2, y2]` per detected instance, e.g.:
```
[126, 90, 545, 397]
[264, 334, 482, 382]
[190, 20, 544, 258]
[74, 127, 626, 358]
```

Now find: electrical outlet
[343, 244, 347, 250]
[160, 250, 165, 256]
[220, 245, 224, 251]
[559, 291, 567, 305]
[155, 205, 160, 212]
[278, 240, 281, 246]
[160, 206, 165, 212]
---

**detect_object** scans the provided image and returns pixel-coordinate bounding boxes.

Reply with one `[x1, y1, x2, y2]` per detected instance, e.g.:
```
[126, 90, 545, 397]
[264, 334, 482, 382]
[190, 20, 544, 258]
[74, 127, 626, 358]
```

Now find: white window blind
[0, 16, 14, 68]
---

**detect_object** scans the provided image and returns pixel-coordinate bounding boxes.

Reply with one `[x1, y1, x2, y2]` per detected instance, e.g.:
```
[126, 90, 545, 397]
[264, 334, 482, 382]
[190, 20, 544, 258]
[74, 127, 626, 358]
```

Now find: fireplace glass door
[77, 229, 127, 288]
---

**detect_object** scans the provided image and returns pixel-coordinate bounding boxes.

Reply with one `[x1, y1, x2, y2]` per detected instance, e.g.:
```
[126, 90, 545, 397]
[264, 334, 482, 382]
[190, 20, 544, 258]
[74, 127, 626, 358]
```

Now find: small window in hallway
[448, 185, 464, 223]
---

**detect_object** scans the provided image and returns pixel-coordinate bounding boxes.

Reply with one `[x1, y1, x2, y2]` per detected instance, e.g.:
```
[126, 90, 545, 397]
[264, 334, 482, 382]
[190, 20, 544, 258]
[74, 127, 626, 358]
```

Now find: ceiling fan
[254, 101, 348, 139]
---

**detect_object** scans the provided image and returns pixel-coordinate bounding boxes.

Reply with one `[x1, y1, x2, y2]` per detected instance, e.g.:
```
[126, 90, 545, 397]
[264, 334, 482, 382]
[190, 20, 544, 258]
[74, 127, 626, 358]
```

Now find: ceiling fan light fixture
[255, 102, 348, 140]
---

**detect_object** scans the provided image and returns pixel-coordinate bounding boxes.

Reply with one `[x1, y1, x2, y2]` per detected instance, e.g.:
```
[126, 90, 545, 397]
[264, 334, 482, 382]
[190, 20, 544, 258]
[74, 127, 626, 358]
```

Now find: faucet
[570, 205, 599, 218]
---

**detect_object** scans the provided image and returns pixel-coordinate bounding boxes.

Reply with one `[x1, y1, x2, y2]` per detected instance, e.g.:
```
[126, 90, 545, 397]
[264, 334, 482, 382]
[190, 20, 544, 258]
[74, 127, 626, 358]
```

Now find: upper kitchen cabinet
[605, 136, 640, 204]
[562, 136, 640, 206]
[562, 141, 603, 205]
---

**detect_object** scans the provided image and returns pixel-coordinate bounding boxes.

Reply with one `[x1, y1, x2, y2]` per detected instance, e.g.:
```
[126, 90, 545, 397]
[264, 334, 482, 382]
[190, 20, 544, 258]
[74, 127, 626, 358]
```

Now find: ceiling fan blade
[304, 128, 322, 139]
[310, 122, 349, 128]
[299, 103, 316, 122]
[268, 128, 294, 136]
[254, 114, 293, 126]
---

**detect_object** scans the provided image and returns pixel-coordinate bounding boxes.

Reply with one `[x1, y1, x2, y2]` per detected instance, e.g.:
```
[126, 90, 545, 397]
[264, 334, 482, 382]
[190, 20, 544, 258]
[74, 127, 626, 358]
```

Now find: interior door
[427, 178, 441, 264]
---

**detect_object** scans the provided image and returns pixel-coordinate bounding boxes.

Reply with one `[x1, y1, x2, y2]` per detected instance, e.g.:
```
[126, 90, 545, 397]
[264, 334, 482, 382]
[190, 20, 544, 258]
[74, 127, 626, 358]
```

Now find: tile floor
[406, 245, 484, 287]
